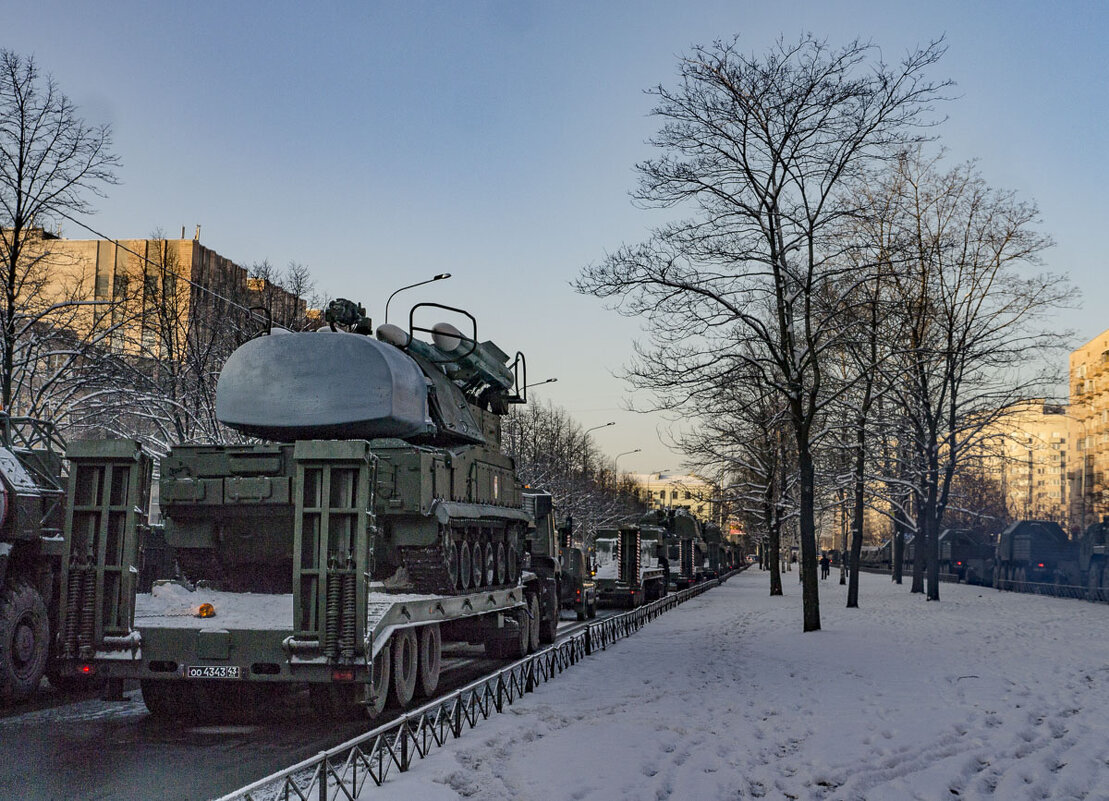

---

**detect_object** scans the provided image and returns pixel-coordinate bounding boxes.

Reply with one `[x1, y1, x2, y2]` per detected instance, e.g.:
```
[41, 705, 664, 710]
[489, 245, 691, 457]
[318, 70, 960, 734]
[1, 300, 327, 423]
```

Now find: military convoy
[0, 296, 746, 712]
[48, 299, 569, 718]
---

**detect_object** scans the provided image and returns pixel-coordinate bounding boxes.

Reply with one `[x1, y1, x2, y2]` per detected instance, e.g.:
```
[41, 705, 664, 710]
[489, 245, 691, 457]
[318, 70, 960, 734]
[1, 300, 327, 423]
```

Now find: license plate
[185, 665, 242, 679]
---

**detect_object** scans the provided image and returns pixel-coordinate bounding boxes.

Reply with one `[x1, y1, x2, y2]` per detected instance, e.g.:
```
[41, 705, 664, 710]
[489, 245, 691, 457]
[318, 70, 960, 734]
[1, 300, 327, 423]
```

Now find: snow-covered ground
[359, 568, 1109, 801]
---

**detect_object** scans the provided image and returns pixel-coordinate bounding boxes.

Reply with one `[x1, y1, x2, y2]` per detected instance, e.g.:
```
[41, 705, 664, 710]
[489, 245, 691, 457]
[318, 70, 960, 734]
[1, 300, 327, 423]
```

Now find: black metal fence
[858, 564, 1107, 602]
[214, 571, 740, 801]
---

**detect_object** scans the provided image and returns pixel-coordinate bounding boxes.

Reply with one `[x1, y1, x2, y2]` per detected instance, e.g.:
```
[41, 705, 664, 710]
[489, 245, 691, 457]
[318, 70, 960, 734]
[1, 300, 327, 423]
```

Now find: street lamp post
[613, 448, 641, 492]
[384, 273, 451, 324]
[573, 422, 615, 546]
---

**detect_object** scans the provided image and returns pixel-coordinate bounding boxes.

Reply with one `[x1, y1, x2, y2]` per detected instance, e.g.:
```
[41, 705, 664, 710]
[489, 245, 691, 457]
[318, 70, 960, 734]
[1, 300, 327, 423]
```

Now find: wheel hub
[13, 619, 36, 665]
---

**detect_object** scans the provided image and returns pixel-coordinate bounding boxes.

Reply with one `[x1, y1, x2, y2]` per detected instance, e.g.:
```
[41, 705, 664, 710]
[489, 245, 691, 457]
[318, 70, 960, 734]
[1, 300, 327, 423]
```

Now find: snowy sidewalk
[361, 569, 1109, 801]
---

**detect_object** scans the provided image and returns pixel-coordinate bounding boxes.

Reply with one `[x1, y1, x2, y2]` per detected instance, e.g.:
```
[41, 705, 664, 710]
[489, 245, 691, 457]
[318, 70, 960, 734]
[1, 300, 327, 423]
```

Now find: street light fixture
[384, 273, 451, 324]
[616, 448, 643, 492]
[613, 448, 641, 486]
[571, 422, 615, 545]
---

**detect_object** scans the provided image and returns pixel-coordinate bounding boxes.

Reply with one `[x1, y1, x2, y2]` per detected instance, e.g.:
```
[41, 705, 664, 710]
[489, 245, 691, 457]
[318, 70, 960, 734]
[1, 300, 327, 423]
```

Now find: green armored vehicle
[0, 415, 72, 703]
[53, 300, 559, 719]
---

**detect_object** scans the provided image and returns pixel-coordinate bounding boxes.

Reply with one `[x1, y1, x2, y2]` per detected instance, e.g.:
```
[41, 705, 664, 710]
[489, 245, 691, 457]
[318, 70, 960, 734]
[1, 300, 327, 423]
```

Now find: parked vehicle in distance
[559, 545, 596, 620]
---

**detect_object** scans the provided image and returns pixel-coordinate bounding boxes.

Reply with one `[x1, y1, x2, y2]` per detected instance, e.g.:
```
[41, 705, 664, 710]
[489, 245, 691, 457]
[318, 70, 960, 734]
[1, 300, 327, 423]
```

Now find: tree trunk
[798, 442, 821, 631]
[768, 514, 783, 596]
[892, 523, 905, 585]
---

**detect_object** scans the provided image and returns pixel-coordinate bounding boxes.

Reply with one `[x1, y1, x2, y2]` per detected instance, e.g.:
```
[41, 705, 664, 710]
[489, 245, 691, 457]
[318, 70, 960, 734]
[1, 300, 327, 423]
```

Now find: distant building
[1069, 329, 1109, 529]
[23, 229, 306, 357]
[982, 400, 1073, 527]
[628, 470, 722, 522]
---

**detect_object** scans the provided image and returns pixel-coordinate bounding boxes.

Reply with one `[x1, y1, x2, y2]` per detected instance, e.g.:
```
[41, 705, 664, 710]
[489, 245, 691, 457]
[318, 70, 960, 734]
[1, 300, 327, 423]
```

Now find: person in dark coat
[820, 553, 830, 580]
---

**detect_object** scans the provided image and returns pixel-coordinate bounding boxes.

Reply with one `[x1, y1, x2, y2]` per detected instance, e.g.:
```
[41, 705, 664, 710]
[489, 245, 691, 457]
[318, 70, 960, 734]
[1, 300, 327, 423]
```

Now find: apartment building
[1069, 329, 1109, 529]
[984, 400, 1074, 528]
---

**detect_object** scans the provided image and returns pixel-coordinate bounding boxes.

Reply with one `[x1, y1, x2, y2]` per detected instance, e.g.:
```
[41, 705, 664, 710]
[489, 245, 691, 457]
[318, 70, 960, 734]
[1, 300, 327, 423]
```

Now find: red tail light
[78, 664, 96, 676]
[331, 669, 354, 682]
[1037, 562, 1045, 568]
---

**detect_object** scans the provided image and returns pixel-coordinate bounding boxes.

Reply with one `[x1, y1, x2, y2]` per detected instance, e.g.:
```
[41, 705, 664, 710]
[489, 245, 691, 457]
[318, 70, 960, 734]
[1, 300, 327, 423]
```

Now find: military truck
[52, 299, 559, 720]
[993, 520, 1074, 587]
[559, 545, 596, 620]
[938, 528, 994, 584]
[0, 414, 72, 703]
[646, 508, 707, 589]
[594, 523, 667, 608]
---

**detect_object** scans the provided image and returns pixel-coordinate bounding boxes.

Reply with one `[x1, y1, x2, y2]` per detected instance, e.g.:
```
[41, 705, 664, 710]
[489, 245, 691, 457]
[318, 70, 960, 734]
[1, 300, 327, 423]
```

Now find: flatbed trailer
[594, 528, 667, 608]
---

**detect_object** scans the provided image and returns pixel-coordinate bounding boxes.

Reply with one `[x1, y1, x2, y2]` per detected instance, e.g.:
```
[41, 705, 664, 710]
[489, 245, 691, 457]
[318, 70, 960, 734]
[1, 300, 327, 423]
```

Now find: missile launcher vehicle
[52, 299, 561, 719]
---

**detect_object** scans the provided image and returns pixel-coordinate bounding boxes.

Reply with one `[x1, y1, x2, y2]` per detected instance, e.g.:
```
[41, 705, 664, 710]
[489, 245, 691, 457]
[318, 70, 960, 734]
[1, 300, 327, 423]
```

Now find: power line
[49, 208, 285, 326]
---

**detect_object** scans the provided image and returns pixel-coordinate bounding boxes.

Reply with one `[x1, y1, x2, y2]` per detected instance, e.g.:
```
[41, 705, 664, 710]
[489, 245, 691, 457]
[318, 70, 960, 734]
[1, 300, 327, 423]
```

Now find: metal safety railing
[215, 569, 742, 801]
[859, 564, 1109, 602]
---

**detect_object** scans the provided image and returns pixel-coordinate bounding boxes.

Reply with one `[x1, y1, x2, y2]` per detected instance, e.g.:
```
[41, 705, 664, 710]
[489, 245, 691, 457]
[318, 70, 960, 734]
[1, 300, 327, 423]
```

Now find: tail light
[78, 664, 96, 676]
[332, 669, 355, 682]
[1037, 562, 1045, 568]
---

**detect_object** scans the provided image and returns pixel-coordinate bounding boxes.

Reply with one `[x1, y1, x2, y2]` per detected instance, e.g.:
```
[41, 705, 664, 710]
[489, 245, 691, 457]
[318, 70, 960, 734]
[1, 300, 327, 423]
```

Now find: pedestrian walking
[820, 553, 830, 580]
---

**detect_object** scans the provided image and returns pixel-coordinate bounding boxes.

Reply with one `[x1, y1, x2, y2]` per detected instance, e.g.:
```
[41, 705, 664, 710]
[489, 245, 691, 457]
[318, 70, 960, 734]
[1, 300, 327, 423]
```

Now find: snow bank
[358, 569, 1109, 800]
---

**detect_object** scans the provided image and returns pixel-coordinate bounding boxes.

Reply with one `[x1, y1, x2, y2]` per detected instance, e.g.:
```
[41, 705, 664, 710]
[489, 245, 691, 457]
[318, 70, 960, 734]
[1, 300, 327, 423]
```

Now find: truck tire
[391, 628, 418, 708]
[0, 580, 49, 703]
[539, 602, 558, 643]
[587, 599, 597, 619]
[416, 624, 441, 698]
[576, 607, 586, 622]
[367, 644, 390, 718]
[527, 593, 541, 653]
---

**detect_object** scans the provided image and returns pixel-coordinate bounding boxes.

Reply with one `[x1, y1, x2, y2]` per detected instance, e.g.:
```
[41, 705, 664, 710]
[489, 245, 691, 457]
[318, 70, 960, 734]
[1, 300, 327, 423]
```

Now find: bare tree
[0, 51, 121, 413]
[503, 399, 645, 542]
[577, 36, 949, 631]
[871, 148, 1070, 600]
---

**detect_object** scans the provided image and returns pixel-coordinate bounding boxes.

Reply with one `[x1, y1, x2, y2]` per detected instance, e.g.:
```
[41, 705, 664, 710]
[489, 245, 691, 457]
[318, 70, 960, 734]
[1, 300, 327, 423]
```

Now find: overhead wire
[48, 208, 283, 327]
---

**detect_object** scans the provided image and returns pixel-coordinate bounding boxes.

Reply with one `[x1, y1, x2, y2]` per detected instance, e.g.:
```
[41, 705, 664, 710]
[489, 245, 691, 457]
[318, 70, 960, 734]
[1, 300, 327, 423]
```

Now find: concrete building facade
[1069, 329, 1109, 530]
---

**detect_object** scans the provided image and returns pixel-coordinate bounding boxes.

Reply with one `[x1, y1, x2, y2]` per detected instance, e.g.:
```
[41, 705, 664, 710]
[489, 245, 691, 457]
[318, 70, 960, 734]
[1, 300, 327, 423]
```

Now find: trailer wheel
[587, 599, 597, 619]
[539, 599, 558, 644]
[526, 593, 541, 653]
[391, 628, 418, 708]
[506, 544, 518, 584]
[367, 643, 390, 718]
[0, 580, 49, 703]
[416, 624, 441, 698]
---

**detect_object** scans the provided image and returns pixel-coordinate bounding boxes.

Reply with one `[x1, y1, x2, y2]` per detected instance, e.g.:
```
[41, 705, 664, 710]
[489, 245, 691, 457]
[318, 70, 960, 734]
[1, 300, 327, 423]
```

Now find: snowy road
[0, 614, 612, 800]
[358, 569, 1109, 801]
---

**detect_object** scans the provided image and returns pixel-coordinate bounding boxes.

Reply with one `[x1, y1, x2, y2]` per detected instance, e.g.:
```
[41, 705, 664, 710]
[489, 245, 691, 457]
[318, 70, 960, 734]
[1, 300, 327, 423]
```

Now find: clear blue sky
[9, 1, 1108, 473]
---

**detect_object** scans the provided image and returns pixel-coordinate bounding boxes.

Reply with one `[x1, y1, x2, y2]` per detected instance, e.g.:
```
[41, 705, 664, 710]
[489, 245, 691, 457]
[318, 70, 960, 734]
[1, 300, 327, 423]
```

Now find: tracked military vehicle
[53, 299, 560, 719]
